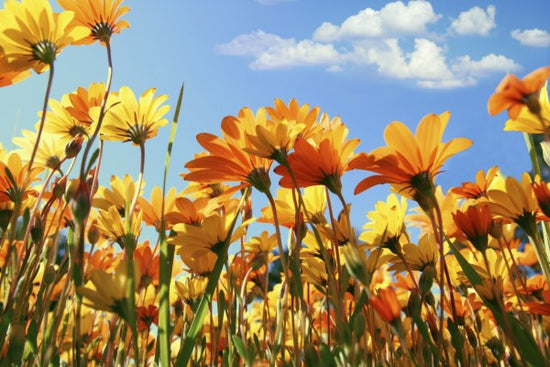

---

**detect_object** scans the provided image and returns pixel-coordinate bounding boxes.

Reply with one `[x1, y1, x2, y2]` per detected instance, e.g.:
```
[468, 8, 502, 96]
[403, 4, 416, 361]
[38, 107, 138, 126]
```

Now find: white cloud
[359, 38, 453, 80]
[511, 28, 550, 47]
[449, 5, 496, 36]
[216, 30, 344, 70]
[452, 54, 520, 77]
[313, 0, 440, 41]
[215, 30, 287, 56]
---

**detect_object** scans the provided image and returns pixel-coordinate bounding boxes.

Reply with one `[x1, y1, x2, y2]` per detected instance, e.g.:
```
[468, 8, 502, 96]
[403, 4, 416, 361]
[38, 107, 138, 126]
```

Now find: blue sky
[1, 0, 550, 228]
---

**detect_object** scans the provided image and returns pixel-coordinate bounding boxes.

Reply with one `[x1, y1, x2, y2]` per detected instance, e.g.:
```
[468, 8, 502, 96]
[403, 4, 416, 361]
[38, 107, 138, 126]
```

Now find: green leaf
[232, 335, 247, 362]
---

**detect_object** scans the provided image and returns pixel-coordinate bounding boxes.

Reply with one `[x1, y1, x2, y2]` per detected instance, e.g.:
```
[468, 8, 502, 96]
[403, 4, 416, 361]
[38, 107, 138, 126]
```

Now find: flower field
[0, 0, 549, 366]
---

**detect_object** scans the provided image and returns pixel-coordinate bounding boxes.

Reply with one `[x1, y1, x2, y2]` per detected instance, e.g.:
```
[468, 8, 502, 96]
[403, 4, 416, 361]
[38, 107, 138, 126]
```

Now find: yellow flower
[0, 152, 42, 203]
[78, 258, 140, 317]
[95, 205, 142, 248]
[389, 233, 440, 272]
[350, 112, 472, 210]
[0, 0, 88, 73]
[12, 129, 65, 170]
[93, 174, 142, 213]
[265, 98, 320, 140]
[244, 117, 305, 161]
[57, 0, 129, 45]
[504, 83, 550, 134]
[359, 194, 408, 252]
[100, 86, 170, 145]
[169, 206, 251, 259]
[44, 99, 94, 142]
[484, 173, 539, 234]
[137, 186, 178, 231]
[174, 276, 208, 307]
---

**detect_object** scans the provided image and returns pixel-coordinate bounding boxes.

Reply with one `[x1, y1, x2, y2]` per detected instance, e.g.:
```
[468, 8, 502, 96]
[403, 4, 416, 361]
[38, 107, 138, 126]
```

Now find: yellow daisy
[0, 0, 88, 73]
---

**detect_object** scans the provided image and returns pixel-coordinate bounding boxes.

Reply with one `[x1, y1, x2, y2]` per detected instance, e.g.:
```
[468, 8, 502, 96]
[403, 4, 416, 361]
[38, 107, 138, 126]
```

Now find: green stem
[158, 83, 184, 366]
[175, 188, 251, 366]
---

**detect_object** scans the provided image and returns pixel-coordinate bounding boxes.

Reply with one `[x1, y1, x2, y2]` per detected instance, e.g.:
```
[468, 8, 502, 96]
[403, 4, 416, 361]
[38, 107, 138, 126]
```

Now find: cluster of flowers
[0, 0, 549, 365]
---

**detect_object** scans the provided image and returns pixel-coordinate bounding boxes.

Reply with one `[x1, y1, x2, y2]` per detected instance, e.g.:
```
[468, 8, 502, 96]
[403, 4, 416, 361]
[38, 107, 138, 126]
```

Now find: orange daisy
[57, 0, 130, 45]
[184, 107, 272, 195]
[350, 112, 472, 210]
[274, 122, 360, 194]
[488, 66, 550, 119]
[451, 166, 501, 200]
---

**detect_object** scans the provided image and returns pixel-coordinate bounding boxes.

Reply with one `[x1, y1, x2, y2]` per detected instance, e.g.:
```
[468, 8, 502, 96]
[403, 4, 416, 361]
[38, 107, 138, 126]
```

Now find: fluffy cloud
[216, 2, 521, 89]
[313, 0, 440, 41]
[452, 54, 520, 77]
[216, 31, 344, 70]
[511, 28, 550, 47]
[359, 38, 453, 80]
[449, 5, 496, 36]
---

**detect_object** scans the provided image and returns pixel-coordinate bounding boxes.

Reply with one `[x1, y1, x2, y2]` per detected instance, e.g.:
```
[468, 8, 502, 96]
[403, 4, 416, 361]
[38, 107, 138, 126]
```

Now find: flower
[100, 87, 170, 145]
[360, 194, 408, 253]
[137, 186, 178, 231]
[0, 0, 88, 73]
[504, 83, 550, 134]
[95, 205, 142, 248]
[274, 122, 360, 194]
[78, 258, 140, 318]
[57, 0, 130, 45]
[244, 117, 304, 162]
[136, 305, 158, 332]
[93, 174, 142, 214]
[389, 233, 440, 273]
[451, 166, 501, 200]
[265, 98, 320, 139]
[369, 287, 402, 323]
[453, 205, 493, 252]
[63, 82, 109, 125]
[12, 129, 65, 170]
[533, 175, 550, 218]
[484, 173, 539, 236]
[184, 107, 272, 195]
[488, 66, 550, 119]
[350, 112, 472, 211]
[0, 53, 29, 86]
[0, 152, 42, 204]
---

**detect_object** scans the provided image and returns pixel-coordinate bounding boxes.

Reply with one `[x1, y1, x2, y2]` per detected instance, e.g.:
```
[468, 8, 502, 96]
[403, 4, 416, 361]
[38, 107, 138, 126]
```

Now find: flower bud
[65, 134, 84, 158]
[70, 180, 91, 223]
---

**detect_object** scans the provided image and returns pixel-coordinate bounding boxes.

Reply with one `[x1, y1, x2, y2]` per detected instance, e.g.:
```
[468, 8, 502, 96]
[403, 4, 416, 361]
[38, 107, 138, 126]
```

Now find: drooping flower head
[100, 86, 170, 146]
[57, 0, 129, 45]
[350, 112, 472, 211]
[488, 66, 550, 119]
[0, 0, 88, 73]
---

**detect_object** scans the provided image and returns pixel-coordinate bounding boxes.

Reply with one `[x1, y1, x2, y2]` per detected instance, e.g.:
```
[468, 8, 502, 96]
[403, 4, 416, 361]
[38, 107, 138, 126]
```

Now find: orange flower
[0, 152, 42, 203]
[453, 205, 493, 252]
[369, 287, 402, 323]
[134, 242, 159, 288]
[488, 66, 550, 119]
[451, 166, 501, 200]
[274, 123, 360, 194]
[58, 0, 130, 45]
[350, 112, 472, 209]
[532, 175, 550, 219]
[184, 108, 272, 195]
[265, 98, 320, 139]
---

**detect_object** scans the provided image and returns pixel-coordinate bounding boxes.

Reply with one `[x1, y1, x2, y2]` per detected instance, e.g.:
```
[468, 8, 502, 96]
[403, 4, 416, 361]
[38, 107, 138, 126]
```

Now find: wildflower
[525, 290, 550, 316]
[369, 287, 402, 323]
[100, 87, 170, 145]
[164, 196, 218, 228]
[533, 175, 550, 218]
[12, 129, 65, 170]
[58, 0, 130, 45]
[137, 187, 178, 231]
[78, 258, 140, 318]
[504, 83, 550, 134]
[134, 242, 159, 288]
[360, 194, 408, 253]
[258, 185, 326, 228]
[451, 166, 501, 200]
[484, 173, 539, 237]
[0, 54, 29, 86]
[174, 276, 208, 307]
[136, 305, 158, 332]
[93, 174, 142, 214]
[389, 233, 440, 273]
[265, 98, 320, 139]
[452, 205, 493, 252]
[184, 108, 272, 195]
[350, 112, 471, 211]
[0, 0, 88, 73]
[0, 152, 42, 204]
[63, 82, 109, 125]
[274, 123, 360, 194]
[488, 66, 550, 119]
[244, 118, 304, 162]
[95, 205, 142, 248]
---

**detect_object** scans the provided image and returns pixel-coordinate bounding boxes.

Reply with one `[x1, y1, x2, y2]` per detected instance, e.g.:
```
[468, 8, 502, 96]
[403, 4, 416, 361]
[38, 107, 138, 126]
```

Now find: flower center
[31, 40, 57, 65]
[91, 21, 114, 43]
